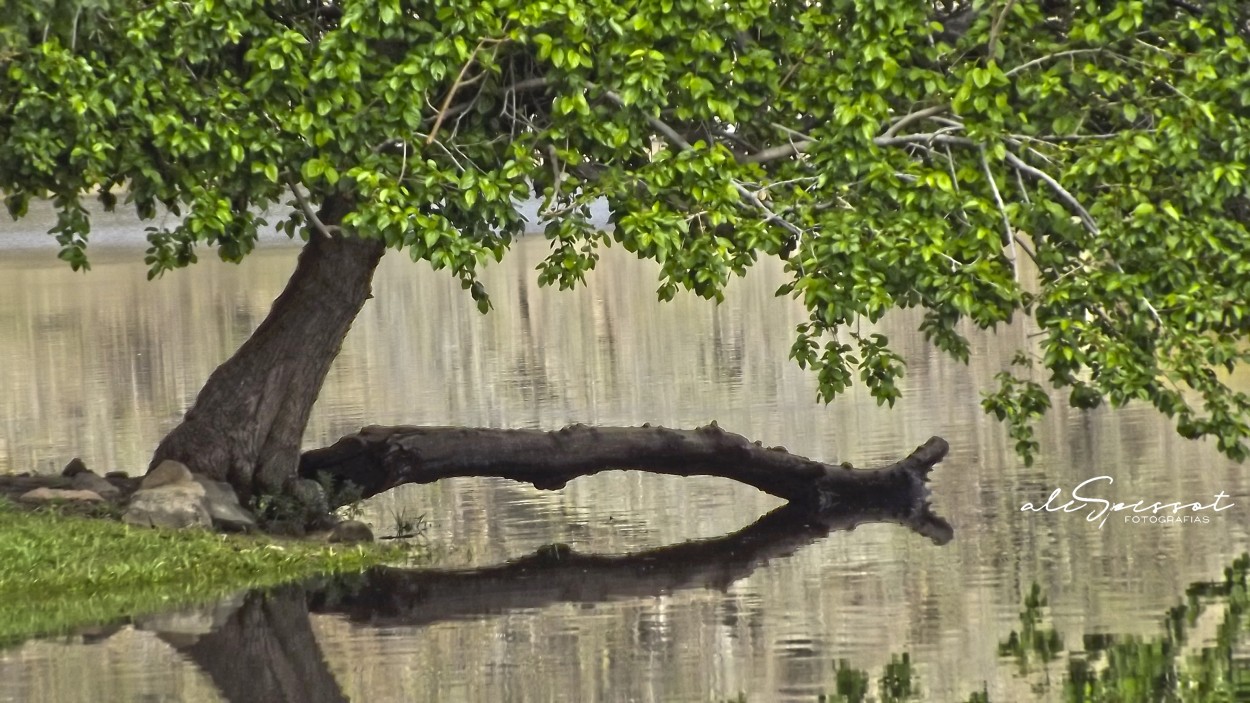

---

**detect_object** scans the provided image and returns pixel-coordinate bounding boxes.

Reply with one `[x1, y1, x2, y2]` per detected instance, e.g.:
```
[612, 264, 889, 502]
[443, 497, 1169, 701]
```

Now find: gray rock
[193, 476, 257, 532]
[105, 471, 130, 479]
[328, 520, 374, 544]
[123, 482, 211, 530]
[137, 593, 244, 642]
[71, 471, 121, 498]
[61, 458, 89, 477]
[142, 460, 194, 489]
[19, 487, 104, 503]
[285, 478, 330, 516]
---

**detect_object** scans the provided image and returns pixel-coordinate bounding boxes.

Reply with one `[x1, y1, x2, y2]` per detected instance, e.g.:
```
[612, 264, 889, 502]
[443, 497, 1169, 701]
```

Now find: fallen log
[299, 423, 949, 511]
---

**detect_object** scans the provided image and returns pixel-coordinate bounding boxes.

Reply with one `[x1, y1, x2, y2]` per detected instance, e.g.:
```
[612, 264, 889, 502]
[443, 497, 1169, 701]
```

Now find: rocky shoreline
[0, 459, 373, 543]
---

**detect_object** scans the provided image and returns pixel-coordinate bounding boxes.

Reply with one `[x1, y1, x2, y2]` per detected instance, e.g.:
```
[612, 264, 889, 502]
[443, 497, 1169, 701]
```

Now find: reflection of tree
[730, 555, 1250, 702]
[172, 500, 950, 702]
[1057, 554, 1250, 702]
[172, 585, 348, 703]
[991, 554, 1250, 702]
[310, 501, 952, 628]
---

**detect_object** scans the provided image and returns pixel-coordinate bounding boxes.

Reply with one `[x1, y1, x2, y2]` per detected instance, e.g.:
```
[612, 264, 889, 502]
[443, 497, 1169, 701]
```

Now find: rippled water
[1, 204, 1248, 702]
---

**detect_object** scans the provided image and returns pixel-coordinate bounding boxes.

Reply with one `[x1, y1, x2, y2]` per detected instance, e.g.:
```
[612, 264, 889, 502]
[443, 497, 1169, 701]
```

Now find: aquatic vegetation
[729, 554, 1250, 701]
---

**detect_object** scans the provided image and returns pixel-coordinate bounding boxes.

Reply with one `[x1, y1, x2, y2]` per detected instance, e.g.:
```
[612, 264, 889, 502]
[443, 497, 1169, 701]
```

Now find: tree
[3, 0, 1250, 511]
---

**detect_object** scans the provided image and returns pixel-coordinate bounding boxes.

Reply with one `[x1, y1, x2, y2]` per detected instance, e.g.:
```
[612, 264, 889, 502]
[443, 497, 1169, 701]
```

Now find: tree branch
[1004, 49, 1105, 78]
[883, 104, 950, 139]
[742, 131, 978, 164]
[300, 424, 950, 512]
[287, 180, 341, 239]
[1165, 0, 1203, 16]
[979, 147, 1018, 279]
[426, 40, 490, 146]
[601, 90, 693, 149]
[1004, 151, 1100, 234]
[986, 0, 1018, 60]
[599, 91, 808, 241]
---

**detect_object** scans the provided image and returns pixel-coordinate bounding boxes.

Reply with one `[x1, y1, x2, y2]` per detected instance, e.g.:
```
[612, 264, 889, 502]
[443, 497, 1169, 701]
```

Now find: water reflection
[2, 209, 1250, 700]
[316, 502, 950, 630]
[162, 500, 951, 703]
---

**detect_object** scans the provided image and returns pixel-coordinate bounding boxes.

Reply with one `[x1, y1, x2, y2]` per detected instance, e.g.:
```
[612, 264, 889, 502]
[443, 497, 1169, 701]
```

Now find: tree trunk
[151, 207, 385, 501]
[301, 424, 949, 512]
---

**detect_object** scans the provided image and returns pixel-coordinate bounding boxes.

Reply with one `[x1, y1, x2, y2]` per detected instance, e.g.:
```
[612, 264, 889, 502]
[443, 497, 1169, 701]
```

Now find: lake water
[1, 204, 1248, 701]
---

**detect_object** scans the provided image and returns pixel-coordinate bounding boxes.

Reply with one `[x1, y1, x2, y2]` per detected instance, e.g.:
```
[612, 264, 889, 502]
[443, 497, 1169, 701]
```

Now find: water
[1, 204, 1248, 701]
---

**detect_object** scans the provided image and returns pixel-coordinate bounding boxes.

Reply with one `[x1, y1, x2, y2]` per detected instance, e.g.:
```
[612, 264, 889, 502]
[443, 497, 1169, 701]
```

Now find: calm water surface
[1, 205, 1248, 701]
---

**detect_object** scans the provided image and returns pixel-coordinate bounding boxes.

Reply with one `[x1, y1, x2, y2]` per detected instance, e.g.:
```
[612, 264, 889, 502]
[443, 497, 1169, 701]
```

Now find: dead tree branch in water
[300, 424, 949, 512]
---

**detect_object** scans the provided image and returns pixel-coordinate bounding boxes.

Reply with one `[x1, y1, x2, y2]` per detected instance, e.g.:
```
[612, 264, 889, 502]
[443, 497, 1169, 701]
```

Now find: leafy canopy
[4, 0, 1250, 463]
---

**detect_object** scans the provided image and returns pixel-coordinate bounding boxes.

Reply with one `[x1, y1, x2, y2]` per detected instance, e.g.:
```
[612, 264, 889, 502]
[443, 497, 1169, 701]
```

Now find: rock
[281, 477, 337, 530]
[71, 471, 121, 498]
[78, 623, 124, 645]
[61, 458, 89, 477]
[328, 520, 374, 544]
[285, 478, 330, 516]
[105, 471, 129, 479]
[137, 593, 244, 643]
[141, 460, 194, 489]
[123, 482, 211, 530]
[19, 487, 104, 503]
[193, 476, 258, 533]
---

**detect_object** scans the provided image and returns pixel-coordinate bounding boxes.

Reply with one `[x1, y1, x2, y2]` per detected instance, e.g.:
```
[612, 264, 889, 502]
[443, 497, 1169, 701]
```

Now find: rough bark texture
[151, 202, 384, 499]
[301, 424, 949, 511]
[312, 501, 951, 629]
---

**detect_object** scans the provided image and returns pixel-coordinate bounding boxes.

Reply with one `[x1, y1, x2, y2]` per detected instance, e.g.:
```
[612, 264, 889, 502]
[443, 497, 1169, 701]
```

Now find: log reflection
[310, 500, 952, 627]
[175, 500, 950, 702]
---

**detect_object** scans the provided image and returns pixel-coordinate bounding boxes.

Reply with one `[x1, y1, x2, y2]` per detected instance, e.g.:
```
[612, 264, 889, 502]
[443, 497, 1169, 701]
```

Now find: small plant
[386, 509, 428, 541]
[250, 492, 310, 528]
[825, 658, 870, 702]
[964, 688, 990, 703]
[314, 472, 366, 521]
[879, 652, 919, 702]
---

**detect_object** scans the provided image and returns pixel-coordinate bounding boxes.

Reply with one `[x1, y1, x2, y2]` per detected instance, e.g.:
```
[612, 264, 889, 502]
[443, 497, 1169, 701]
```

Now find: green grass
[0, 498, 407, 645]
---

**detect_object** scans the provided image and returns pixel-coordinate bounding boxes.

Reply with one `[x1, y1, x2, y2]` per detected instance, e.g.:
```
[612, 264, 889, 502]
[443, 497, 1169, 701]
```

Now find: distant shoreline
[2, 198, 612, 252]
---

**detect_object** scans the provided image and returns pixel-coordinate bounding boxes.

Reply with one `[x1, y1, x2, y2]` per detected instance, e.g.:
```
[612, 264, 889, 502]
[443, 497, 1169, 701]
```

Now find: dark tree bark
[301, 424, 949, 511]
[150, 201, 385, 500]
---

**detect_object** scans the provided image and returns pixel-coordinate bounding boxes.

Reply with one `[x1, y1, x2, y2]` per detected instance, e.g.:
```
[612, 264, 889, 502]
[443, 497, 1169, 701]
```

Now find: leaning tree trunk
[151, 199, 384, 501]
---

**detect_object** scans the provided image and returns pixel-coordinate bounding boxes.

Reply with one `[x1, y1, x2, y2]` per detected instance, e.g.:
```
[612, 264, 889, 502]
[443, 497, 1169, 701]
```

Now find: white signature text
[1020, 476, 1234, 528]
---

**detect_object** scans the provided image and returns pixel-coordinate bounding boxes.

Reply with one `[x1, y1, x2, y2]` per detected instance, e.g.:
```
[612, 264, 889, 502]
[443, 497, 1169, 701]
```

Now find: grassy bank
[0, 498, 405, 645]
